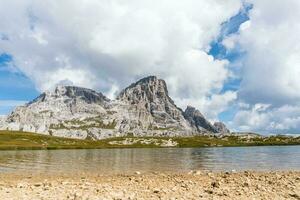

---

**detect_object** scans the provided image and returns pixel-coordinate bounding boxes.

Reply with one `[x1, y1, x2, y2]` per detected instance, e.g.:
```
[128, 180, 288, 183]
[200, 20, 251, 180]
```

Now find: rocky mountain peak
[183, 106, 218, 133]
[55, 85, 110, 104]
[117, 76, 185, 127]
[0, 115, 6, 123]
[30, 85, 110, 105]
[184, 106, 204, 119]
[117, 76, 169, 103]
[214, 122, 230, 134]
[1, 76, 230, 139]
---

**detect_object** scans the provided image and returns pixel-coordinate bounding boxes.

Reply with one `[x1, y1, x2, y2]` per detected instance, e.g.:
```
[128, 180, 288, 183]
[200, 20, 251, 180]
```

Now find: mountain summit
[117, 76, 187, 130]
[0, 76, 229, 140]
[30, 85, 110, 105]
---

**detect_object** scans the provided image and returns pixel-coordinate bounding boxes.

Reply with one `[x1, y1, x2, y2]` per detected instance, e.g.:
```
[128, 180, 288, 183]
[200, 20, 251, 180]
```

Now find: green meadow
[0, 130, 299, 150]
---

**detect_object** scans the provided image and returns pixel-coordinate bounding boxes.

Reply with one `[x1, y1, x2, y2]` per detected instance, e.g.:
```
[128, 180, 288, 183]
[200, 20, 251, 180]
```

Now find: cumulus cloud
[2, 0, 300, 134]
[0, 0, 242, 117]
[230, 104, 300, 134]
[225, 0, 300, 133]
[232, 0, 300, 106]
[174, 91, 237, 121]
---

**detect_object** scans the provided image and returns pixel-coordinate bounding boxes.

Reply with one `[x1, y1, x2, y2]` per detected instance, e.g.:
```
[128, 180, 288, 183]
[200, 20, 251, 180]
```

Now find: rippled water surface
[0, 146, 299, 174]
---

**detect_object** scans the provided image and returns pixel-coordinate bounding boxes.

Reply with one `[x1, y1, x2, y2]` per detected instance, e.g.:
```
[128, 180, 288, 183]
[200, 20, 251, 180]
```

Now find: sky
[1, 0, 300, 134]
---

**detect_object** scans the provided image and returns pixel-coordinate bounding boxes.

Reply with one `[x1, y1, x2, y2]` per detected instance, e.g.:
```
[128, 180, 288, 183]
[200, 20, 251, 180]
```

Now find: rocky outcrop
[0, 76, 229, 139]
[4, 86, 111, 137]
[214, 122, 230, 134]
[0, 116, 7, 129]
[30, 85, 110, 105]
[183, 106, 218, 133]
[117, 76, 191, 134]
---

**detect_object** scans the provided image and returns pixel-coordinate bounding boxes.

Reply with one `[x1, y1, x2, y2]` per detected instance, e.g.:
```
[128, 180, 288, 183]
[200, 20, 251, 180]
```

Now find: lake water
[0, 146, 299, 174]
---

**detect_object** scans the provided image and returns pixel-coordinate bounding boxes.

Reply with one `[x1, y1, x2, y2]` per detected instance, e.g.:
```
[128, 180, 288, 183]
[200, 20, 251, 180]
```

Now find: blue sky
[0, 6, 250, 116]
[209, 4, 252, 122]
[0, 54, 38, 114]
[1, 0, 300, 134]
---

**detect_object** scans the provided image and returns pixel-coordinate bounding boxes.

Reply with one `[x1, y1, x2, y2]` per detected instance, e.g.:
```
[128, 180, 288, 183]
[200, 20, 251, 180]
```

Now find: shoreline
[0, 171, 299, 199]
[1, 143, 300, 151]
[0, 131, 299, 150]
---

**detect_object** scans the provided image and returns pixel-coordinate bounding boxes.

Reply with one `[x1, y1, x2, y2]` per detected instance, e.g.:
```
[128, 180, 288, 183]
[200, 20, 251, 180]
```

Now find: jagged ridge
[30, 86, 110, 105]
[0, 76, 230, 140]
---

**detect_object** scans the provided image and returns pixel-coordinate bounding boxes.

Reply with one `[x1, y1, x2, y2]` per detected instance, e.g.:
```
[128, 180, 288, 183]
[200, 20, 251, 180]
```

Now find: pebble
[195, 170, 202, 175]
[211, 181, 220, 188]
[243, 182, 249, 187]
[153, 188, 160, 193]
[0, 171, 298, 199]
[33, 183, 42, 187]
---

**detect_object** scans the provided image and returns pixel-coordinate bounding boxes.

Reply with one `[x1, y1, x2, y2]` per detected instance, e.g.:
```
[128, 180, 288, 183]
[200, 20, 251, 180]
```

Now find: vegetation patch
[49, 118, 117, 131]
[0, 130, 299, 150]
[148, 124, 173, 131]
[108, 138, 178, 147]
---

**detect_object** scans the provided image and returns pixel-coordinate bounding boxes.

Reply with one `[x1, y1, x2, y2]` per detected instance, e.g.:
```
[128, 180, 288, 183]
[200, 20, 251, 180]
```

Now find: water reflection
[0, 146, 299, 174]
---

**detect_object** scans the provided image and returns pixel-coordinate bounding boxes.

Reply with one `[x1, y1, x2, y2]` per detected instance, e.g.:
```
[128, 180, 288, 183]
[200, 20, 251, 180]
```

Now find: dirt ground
[0, 171, 299, 200]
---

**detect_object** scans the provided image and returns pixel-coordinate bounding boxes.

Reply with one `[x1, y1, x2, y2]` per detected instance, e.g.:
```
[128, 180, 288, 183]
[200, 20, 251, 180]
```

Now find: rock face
[0, 76, 229, 139]
[183, 106, 218, 133]
[214, 122, 230, 134]
[4, 86, 111, 139]
[0, 116, 7, 129]
[116, 76, 192, 135]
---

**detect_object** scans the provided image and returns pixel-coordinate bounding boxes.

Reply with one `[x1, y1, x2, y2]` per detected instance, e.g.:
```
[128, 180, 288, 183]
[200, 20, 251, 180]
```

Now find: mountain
[0, 116, 6, 126]
[183, 106, 218, 133]
[214, 122, 230, 134]
[0, 76, 230, 140]
[116, 76, 192, 134]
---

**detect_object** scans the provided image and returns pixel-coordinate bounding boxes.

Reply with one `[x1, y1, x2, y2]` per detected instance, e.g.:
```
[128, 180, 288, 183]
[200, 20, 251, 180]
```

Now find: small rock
[188, 170, 194, 175]
[207, 172, 213, 177]
[17, 183, 26, 188]
[135, 171, 141, 175]
[195, 170, 202, 175]
[34, 183, 42, 187]
[205, 189, 213, 194]
[243, 182, 249, 187]
[211, 181, 220, 188]
[244, 171, 251, 176]
[289, 193, 300, 199]
[153, 188, 160, 193]
[256, 184, 262, 190]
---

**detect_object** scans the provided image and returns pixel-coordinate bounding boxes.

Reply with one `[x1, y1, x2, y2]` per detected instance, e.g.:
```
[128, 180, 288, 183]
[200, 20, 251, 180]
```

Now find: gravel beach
[0, 171, 299, 200]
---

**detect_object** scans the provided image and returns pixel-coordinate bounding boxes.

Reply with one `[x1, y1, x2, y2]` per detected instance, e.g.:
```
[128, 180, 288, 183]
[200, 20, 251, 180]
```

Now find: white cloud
[223, 0, 300, 133]
[174, 91, 237, 121]
[222, 36, 237, 50]
[0, 100, 27, 107]
[2, 1, 300, 134]
[230, 104, 300, 134]
[0, 0, 242, 117]
[201, 91, 237, 121]
[0, 100, 28, 115]
[234, 0, 300, 105]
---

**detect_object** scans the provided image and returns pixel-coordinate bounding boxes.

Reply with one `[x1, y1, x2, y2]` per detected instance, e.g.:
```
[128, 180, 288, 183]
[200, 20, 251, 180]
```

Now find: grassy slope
[0, 130, 299, 150]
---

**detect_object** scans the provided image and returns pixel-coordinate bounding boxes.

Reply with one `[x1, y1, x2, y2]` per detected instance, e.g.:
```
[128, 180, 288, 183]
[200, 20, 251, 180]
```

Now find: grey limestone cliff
[0, 76, 229, 139]
[183, 106, 218, 133]
[214, 122, 230, 134]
